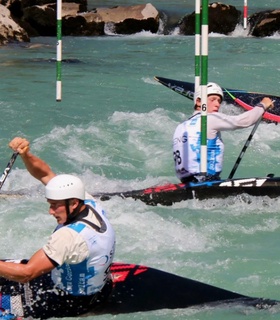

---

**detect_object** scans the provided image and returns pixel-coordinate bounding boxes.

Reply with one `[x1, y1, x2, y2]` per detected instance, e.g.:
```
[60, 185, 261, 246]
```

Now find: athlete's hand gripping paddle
[228, 99, 275, 179]
[0, 152, 19, 191]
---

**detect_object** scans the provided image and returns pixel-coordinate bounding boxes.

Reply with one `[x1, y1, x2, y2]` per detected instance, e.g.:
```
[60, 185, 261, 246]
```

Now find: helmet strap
[64, 199, 84, 225]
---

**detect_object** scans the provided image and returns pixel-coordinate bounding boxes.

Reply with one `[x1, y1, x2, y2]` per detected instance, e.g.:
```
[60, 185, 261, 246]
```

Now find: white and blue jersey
[173, 107, 264, 181]
[173, 112, 223, 180]
[43, 198, 116, 296]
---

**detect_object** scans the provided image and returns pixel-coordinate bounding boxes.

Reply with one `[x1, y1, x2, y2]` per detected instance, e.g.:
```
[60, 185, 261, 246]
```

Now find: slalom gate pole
[243, 0, 248, 30]
[200, 0, 209, 178]
[194, 0, 201, 92]
[56, 0, 62, 101]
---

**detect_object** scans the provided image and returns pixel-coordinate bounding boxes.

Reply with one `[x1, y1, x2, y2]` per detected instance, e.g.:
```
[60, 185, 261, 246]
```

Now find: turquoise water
[1, 1, 280, 319]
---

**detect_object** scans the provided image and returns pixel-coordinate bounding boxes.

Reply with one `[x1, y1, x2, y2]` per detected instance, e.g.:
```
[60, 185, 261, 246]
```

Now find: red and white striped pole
[243, 0, 248, 30]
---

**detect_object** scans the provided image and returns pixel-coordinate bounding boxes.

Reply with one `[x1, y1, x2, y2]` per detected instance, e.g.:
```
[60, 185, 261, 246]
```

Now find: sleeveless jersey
[173, 112, 224, 180]
[48, 199, 116, 296]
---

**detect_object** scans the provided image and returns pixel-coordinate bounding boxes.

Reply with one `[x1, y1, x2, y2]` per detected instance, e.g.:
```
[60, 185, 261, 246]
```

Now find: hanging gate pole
[200, 0, 209, 178]
[56, 0, 62, 101]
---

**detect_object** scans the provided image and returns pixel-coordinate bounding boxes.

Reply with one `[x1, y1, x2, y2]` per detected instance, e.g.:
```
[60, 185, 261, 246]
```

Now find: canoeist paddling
[0, 137, 116, 319]
[173, 82, 274, 183]
[154, 76, 280, 123]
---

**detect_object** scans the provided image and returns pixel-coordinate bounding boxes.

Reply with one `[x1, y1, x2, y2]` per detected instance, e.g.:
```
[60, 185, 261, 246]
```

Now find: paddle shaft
[228, 117, 262, 179]
[0, 152, 19, 190]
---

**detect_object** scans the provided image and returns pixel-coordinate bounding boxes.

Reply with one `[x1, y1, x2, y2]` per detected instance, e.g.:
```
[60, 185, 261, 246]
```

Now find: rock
[22, 4, 56, 36]
[178, 2, 241, 35]
[84, 3, 160, 34]
[88, 3, 158, 23]
[249, 9, 280, 37]
[0, 4, 29, 44]
[1, 0, 87, 18]
[17, 2, 159, 37]
[22, 3, 83, 36]
[63, 14, 105, 36]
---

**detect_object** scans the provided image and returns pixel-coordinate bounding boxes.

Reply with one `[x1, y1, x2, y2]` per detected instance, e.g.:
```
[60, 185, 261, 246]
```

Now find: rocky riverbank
[0, 1, 280, 45]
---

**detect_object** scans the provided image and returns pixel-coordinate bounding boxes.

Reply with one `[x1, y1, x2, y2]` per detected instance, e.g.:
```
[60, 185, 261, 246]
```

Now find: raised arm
[210, 97, 275, 131]
[9, 137, 56, 185]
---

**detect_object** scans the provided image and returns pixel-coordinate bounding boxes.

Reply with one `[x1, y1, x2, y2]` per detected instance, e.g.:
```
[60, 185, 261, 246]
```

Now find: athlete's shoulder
[85, 193, 108, 218]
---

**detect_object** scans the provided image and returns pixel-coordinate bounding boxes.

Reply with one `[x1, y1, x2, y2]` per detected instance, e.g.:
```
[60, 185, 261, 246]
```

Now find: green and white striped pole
[194, 0, 201, 91]
[200, 0, 209, 177]
[56, 0, 62, 101]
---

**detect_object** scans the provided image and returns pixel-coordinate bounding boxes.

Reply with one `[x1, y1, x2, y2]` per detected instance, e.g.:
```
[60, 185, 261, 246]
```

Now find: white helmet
[194, 82, 224, 106]
[45, 174, 85, 200]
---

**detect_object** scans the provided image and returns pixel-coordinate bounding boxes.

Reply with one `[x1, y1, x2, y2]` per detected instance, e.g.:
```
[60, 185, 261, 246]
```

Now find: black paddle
[0, 152, 19, 191]
[228, 117, 262, 179]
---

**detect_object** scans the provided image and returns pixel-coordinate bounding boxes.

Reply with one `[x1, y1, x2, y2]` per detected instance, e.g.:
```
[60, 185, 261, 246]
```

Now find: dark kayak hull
[95, 176, 280, 206]
[154, 76, 280, 123]
[0, 261, 278, 317]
